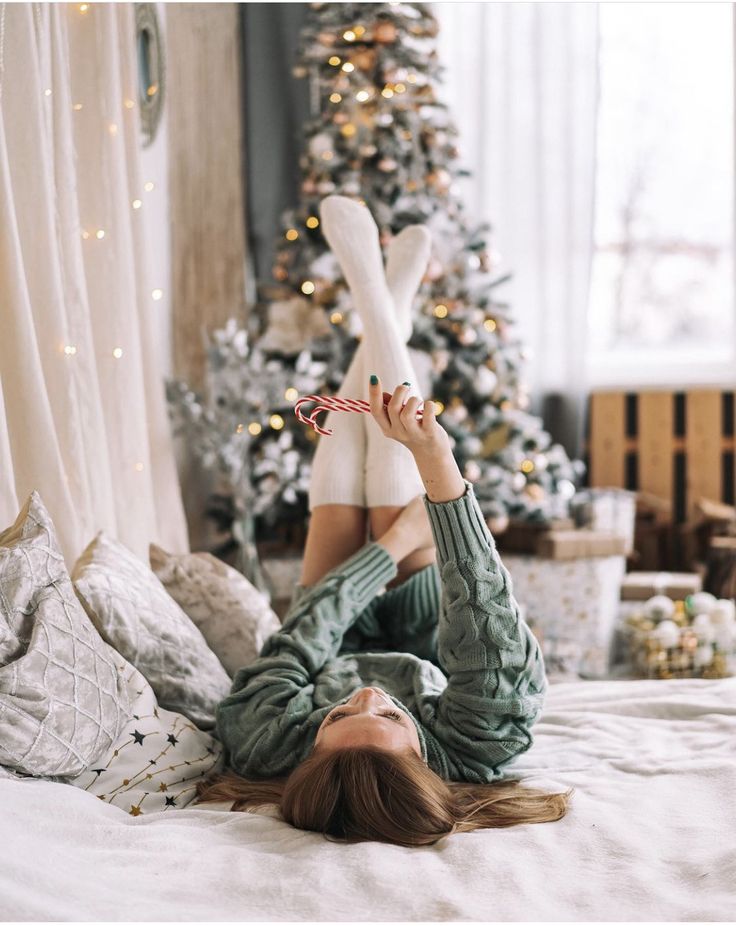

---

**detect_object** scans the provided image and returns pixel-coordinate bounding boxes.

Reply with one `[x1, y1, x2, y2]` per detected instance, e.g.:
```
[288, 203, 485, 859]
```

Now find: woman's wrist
[375, 523, 415, 566]
[411, 446, 466, 503]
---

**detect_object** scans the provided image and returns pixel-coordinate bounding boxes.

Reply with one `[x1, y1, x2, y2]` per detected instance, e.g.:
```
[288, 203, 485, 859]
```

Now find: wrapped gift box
[621, 571, 702, 601]
[503, 553, 627, 679]
[536, 530, 628, 560]
[571, 488, 637, 556]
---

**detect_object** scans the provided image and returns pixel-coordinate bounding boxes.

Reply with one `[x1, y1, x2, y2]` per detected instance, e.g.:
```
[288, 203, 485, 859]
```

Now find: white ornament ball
[557, 479, 576, 500]
[691, 613, 715, 644]
[710, 599, 736, 625]
[653, 619, 680, 649]
[488, 513, 509, 534]
[475, 366, 498, 396]
[512, 472, 526, 492]
[309, 133, 333, 158]
[686, 591, 718, 616]
[644, 595, 675, 622]
[694, 643, 714, 668]
[464, 461, 481, 481]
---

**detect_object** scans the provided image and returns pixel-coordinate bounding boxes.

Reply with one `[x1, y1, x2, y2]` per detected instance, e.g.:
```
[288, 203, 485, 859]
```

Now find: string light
[147, 83, 158, 97]
[269, 414, 285, 431]
[355, 90, 370, 102]
[343, 29, 356, 41]
[301, 281, 315, 295]
[354, 25, 366, 37]
[328, 56, 341, 66]
[248, 422, 262, 436]
[124, 98, 135, 109]
[433, 400, 445, 414]
[108, 122, 118, 136]
[285, 228, 299, 241]
[132, 199, 142, 209]
[521, 459, 535, 474]
[144, 181, 154, 192]
[81, 230, 90, 240]
[306, 216, 319, 229]
[381, 87, 394, 99]
[394, 82, 407, 93]
[95, 229, 105, 239]
[63, 345, 77, 356]
[321, 150, 334, 161]
[341, 123, 356, 137]
[433, 304, 448, 318]
[342, 62, 355, 73]
[134, 462, 144, 472]
[329, 92, 342, 103]
[484, 318, 497, 331]
[73, 103, 83, 111]
[330, 311, 343, 324]
[112, 347, 123, 358]
[151, 288, 163, 301]
[407, 73, 418, 83]
[44, 88, 52, 97]
[79, 3, 89, 12]
[284, 387, 298, 402]
[235, 423, 244, 434]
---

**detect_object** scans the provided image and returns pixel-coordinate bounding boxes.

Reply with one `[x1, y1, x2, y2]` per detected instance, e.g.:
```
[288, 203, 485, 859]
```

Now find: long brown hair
[197, 746, 573, 847]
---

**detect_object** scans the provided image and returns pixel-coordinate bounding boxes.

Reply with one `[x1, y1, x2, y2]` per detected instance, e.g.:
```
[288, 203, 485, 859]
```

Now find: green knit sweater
[216, 479, 547, 784]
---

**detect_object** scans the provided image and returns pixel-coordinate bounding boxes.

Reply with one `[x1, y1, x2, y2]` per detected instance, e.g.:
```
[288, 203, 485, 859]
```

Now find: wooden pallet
[585, 390, 736, 523]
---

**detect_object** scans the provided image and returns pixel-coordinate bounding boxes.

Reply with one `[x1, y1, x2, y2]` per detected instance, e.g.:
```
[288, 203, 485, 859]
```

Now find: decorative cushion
[150, 544, 281, 678]
[69, 661, 223, 815]
[72, 533, 231, 730]
[0, 492, 131, 777]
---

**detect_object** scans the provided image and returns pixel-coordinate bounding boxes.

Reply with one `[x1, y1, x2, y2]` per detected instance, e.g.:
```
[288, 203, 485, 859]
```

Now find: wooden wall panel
[589, 392, 626, 487]
[638, 392, 673, 503]
[167, 3, 247, 389]
[684, 391, 722, 517]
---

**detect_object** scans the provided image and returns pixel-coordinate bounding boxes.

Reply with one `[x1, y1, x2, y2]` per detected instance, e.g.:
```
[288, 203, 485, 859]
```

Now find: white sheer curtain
[0, 2, 188, 565]
[435, 2, 599, 457]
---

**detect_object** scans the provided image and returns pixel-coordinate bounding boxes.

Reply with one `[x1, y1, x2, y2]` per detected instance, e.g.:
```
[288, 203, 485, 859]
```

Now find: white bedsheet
[1, 676, 735, 922]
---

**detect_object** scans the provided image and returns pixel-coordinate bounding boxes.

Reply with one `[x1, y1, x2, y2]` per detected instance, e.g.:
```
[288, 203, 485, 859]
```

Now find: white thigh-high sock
[319, 196, 428, 508]
[307, 225, 430, 510]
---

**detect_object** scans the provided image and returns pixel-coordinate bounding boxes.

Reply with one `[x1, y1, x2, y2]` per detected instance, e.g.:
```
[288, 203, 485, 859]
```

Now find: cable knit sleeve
[419, 479, 548, 782]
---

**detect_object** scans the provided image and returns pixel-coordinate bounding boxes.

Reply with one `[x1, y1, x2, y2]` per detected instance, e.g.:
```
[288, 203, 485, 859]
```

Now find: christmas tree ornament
[644, 595, 675, 622]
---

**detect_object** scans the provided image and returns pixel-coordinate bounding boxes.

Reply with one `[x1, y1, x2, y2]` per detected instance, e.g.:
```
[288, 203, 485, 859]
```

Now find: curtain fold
[436, 2, 599, 458]
[0, 2, 188, 565]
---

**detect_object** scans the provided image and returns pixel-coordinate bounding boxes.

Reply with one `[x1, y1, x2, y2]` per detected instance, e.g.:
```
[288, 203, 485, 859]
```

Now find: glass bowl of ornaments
[622, 592, 736, 679]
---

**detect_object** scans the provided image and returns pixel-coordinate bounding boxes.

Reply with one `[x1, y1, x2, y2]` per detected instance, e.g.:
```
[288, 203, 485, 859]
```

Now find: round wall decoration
[135, 3, 166, 147]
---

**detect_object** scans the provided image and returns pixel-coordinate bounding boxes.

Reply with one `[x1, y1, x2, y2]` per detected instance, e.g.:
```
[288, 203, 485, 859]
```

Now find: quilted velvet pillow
[150, 544, 281, 678]
[69, 660, 223, 815]
[72, 533, 231, 730]
[0, 492, 131, 777]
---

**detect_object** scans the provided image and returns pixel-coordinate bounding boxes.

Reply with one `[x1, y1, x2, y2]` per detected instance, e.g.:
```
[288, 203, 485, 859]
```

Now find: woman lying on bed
[197, 196, 573, 846]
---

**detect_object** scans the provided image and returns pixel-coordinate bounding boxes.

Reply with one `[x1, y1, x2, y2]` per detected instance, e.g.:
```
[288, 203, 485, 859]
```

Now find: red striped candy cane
[295, 392, 424, 436]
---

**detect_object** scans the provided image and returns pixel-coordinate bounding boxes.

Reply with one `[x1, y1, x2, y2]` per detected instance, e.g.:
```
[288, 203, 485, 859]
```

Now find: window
[587, 2, 736, 387]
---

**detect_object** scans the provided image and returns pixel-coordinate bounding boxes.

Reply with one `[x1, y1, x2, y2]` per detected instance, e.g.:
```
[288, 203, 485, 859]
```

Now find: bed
[2, 674, 734, 922]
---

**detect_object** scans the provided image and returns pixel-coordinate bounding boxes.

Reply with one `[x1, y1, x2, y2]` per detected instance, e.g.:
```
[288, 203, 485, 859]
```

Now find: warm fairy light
[407, 73, 418, 83]
[285, 228, 299, 241]
[329, 92, 342, 103]
[147, 84, 158, 97]
[521, 459, 535, 474]
[484, 318, 497, 331]
[354, 25, 366, 37]
[235, 423, 244, 434]
[394, 82, 407, 93]
[135, 462, 144, 472]
[341, 123, 357, 137]
[355, 90, 370, 102]
[151, 288, 163, 301]
[73, 103, 83, 111]
[328, 56, 341, 66]
[269, 414, 285, 431]
[330, 311, 343, 324]
[112, 347, 123, 358]
[144, 181, 155, 192]
[343, 29, 356, 41]
[124, 98, 135, 109]
[96, 229, 105, 239]
[433, 304, 448, 318]
[342, 62, 355, 73]
[321, 151, 334, 161]
[284, 387, 299, 402]
[44, 88, 52, 97]
[433, 400, 445, 414]
[63, 345, 77, 356]
[306, 216, 319, 229]
[381, 87, 394, 99]
[132, 199, 142, 209]
[500, 400, 512, 411]
[248, 422, 262, 436]
[79, 3, 89, 11]
[108, 123, 118, 136]
[301, 281, 315, 295]
[81, 230, 90, 239]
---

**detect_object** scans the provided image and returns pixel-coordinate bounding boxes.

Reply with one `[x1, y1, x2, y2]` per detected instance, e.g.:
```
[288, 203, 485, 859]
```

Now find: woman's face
[314, 686, 422, 757]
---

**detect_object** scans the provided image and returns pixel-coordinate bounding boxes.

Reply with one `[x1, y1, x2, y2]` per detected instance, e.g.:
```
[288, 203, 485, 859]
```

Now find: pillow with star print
[69, 660, 223, 815]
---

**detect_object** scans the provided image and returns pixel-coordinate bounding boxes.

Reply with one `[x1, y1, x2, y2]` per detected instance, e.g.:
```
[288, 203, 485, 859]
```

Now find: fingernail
[402, 381, 411, 386]
[369, 374, 378, 385]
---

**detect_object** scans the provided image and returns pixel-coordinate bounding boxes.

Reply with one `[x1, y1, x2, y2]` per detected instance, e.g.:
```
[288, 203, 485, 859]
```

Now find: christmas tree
[249, 0, 585, 539]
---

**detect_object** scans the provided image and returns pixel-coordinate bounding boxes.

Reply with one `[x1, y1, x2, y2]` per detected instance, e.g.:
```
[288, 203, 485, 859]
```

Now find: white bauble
[644, 595, 675, 623]
[710, 599, 736, 625]
[694, 643, 714, 668]
[691, 613, 715, 644]
[686, 592, 718, 616]
[653, 619, 680, 649]
[475, 366, 498, 397]
[309, 133, 334, 157]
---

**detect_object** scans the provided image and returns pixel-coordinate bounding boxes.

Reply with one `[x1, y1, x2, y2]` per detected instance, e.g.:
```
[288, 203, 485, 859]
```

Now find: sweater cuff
[423, 478, 496, 563]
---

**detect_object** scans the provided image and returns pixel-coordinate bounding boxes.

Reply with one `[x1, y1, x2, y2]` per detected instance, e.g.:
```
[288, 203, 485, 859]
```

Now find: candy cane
[295, 392, 424, 436]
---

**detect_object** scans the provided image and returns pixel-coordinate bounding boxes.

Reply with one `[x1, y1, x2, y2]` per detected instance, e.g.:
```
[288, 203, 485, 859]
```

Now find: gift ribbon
[295, 392, 425, 436]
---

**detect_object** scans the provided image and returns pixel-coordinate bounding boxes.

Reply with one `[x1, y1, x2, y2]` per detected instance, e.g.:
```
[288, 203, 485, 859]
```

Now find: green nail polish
[402, 380, 411, 386]
[369, 374, 378, 385]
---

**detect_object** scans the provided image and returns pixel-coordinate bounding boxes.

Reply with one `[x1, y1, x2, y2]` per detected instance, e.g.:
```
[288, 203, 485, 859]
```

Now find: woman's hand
[368, 375, 452, 458]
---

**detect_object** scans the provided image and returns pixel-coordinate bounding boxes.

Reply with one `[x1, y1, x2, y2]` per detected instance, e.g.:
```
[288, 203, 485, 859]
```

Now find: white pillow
[0, 492, 130, 777]
[150, 544, 281, 678]
[69, 661, 223, 814]
[72, 533, 231, 730]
